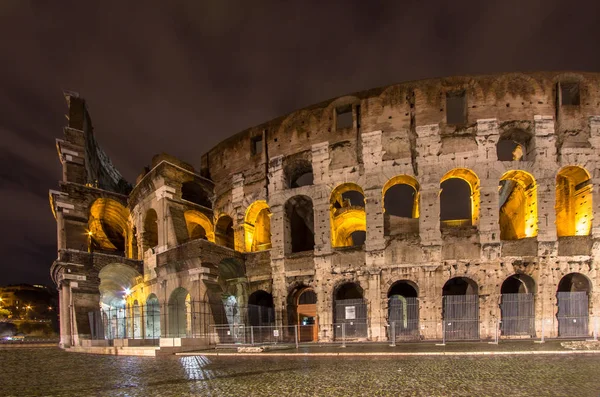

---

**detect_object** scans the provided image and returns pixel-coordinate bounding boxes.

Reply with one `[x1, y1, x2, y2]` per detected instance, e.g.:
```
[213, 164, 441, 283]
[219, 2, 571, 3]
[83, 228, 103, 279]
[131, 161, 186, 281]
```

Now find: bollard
[488, 319, 499, 344]
[436, 321, 446, 346]
[341, 323, 346, 348]
[250, 326, 254, 346]
[295, 325, 299, 349]
[390, 321, 396, 347]
[535, 319, 545, 344]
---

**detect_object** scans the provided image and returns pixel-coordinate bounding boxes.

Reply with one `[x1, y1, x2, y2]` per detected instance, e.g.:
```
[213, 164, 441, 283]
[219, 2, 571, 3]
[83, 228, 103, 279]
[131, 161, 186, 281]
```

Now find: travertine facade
[50, 72, 600, 349]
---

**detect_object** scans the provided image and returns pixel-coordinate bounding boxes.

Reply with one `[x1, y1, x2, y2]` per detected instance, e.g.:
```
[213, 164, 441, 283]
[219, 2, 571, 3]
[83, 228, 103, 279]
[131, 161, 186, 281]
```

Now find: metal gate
[557, 291, 589, 337]
[334, 298, 368, 339]
[388, 296, 419, 340]
[500, 293, 535, 337]
[443, 295, 479, 340]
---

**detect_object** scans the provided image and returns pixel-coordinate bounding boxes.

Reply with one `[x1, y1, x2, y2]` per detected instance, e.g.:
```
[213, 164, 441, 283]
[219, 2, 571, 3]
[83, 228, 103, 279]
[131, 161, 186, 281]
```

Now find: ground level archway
[387, 281, 419, 341]
[442, 277, 479, 340]
[557, 273, 590, 337]
[333, 282, 367, 340]
[500, 274, 535, 337]
[145, 294, 161, 339]
[168, 287, 191, 338]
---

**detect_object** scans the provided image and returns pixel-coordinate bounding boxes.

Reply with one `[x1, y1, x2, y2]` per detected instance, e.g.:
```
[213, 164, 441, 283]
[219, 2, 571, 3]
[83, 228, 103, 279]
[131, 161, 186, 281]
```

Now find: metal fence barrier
[85, 298, 599, 346]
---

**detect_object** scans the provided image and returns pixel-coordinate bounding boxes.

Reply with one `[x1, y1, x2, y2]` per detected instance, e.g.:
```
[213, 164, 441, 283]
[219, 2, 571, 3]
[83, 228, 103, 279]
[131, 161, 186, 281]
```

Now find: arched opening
[440, 169, 480, 229]
[556, 166, 592, 237]
[168, 287, 191, 338]
[383, 175, 420, 236]
[184, 210, 215, 242]
[98, 263, 141, 339]
[499, 170, 538, 240]
[286, 286, 318, 342]
[244, 201, 272, 252]
[330, 183, 367, 248]
[215, 215, 235, 249]
[284, 195, 315, 254]
[496, 129, 532, 161]
[557, 273, 591, 337]
[181, 181, 212, 208]
[248, 290, 274, 327]
[333, 282, 367, 339]
[387, 281, 419, 340]
[286, 159, 314, 188]
[442, 277, 479, 340]
[145, 294, 160, 339]
[143, 209, 158, 252]
[88, 198, 129, 256]
[500, 274, 535, 337]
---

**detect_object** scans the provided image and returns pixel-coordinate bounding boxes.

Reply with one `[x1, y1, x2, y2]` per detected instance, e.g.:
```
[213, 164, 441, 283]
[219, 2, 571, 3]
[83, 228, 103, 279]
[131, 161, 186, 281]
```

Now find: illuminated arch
[330, 183, 366, 248]
[499, 170, 538, 240]
[88, 198, 129, 254]
[382, 175, 420, 218]
[440, 168, 480, 227]
[244, 200, 272, 252]
[98, 263, 141, 308]
[184, 210, 215, 242]
[215, 214, 234, 249]
[556, 166, 592, 237]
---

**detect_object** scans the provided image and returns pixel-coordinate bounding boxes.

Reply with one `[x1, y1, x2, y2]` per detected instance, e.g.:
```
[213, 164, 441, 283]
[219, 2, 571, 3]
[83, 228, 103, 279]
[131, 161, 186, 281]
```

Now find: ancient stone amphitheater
[50, 72, 600, 351]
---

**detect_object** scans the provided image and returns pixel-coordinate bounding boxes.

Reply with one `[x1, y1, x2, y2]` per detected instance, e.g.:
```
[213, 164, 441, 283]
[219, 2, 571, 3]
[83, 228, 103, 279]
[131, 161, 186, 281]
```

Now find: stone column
[535, 115, 558, 256]
[311, 142, 330, 186]
[231, 173, 246, 252]
[268, 155, 285, 193]
[155, 184, 176, 252]
[589, 116, 600, 239]
[418, 182, 442, 246]
[365, 267, 383, 341]
[59, 282, 72, 348]
[475, 118, 500, 162]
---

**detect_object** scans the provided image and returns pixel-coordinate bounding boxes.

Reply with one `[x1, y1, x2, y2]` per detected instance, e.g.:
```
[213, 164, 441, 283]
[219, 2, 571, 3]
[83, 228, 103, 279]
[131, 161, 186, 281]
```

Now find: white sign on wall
[345, 306, 356, 320]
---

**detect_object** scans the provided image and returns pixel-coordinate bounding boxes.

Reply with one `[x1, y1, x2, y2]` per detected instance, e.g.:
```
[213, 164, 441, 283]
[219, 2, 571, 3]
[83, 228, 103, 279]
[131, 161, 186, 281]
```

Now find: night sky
[1, 1, 599, 286]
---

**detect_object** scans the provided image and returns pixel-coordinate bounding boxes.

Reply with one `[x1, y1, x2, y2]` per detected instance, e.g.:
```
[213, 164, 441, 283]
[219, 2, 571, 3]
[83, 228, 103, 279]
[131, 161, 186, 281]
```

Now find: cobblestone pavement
[2, 347, 600, 396]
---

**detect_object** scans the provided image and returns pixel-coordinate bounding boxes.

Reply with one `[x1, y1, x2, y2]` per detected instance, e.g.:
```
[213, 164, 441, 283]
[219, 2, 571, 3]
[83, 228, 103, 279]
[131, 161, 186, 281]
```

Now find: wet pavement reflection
[1, 347, 600, 396]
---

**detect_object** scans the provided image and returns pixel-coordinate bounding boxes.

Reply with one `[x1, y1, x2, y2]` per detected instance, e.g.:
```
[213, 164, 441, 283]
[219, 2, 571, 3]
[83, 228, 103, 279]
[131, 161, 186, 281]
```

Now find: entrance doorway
[442, 277, 479, 340]
[387, 281, 419, 341]
[500, 274, 535, 337]
[557, 273, 590, 337]
[297, 289, 318, 342]
[333, 283, 368, 339]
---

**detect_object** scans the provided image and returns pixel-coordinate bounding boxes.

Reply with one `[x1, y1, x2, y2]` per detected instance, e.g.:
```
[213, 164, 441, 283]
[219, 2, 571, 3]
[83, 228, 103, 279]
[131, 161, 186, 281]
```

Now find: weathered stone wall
[51, 72, 600, 346]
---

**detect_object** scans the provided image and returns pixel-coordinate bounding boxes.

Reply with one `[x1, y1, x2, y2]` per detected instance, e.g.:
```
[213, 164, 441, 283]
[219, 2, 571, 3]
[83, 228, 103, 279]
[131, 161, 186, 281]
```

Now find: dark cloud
[0, 0, 599, 285]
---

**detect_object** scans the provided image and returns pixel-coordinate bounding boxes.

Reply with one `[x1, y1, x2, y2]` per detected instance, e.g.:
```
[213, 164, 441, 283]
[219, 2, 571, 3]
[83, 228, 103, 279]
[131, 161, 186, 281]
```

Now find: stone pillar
[269, 203, 285, 259]
[59, 282, 72, 348]
[311, 142, 330, 185]
[314, 256, 333, 341]
[313, 195, 332, 256]
[365, 264, 383, 341]
[155, 184, 176, 252]
[231, 173, 246, 252]
[589, 116, 600, 240]
[268, 155, 285, 193]
[533, 115, 557, 163]
[475, 118, 500, 161]
[418, 182, 442, 246]
[534, 115, 558, 256]
[56, 210, 67, 250]
[364, 188, 385, 251]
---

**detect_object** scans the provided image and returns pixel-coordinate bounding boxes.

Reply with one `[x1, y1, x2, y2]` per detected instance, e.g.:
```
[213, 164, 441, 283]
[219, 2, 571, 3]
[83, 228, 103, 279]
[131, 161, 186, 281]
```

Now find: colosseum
[49, 71, 600, 352]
